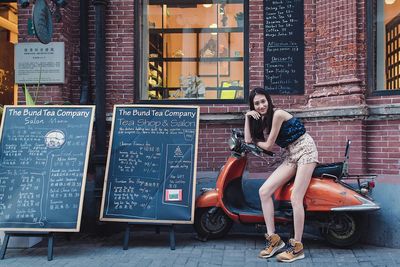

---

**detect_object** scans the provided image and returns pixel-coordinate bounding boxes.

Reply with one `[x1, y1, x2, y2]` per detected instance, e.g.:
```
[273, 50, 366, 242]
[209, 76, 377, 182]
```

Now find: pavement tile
[1, 232, 400, 266]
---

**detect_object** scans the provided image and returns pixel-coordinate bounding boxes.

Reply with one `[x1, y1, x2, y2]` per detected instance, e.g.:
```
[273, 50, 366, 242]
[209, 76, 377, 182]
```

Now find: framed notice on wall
[15, 42, 65, 84]
[264, 0, 304, 94]
[100, 105, 199, 224]
[0, 106, 95, 232]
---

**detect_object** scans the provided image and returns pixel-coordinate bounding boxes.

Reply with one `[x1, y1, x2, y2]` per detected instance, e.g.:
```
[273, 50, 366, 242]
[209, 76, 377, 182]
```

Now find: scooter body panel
[216, 155, 247, 192]
[196, 189, 219, 208]
[275, 178, 364, 211]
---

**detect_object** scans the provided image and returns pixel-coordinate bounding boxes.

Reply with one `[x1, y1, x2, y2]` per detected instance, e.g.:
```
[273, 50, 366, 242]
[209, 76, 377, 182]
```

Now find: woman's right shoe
[276, 238, 305, 262]
[258, 233, 285, 259]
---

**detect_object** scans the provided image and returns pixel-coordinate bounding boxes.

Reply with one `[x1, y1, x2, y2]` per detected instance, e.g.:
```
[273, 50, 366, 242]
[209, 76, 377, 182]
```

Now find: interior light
[385, 0, 396, 4]
[209, 23, 217, 35]
[203, 4, 212, 8]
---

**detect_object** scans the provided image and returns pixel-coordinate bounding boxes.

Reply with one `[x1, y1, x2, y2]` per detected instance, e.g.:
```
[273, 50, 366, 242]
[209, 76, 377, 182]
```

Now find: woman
[244, 87, 318, 263]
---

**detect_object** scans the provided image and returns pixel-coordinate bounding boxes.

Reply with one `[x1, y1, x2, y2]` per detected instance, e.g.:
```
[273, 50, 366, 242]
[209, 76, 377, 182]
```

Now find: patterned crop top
[275, 117, 306, 148]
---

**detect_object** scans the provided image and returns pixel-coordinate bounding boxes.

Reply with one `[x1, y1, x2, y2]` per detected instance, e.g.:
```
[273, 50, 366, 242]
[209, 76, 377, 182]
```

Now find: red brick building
[1, 0, 399, 247]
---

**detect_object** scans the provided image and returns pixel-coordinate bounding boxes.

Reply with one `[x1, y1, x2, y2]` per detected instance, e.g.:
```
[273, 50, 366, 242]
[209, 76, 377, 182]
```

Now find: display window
[138, 0, 246, 101]
[370, 0, 400, 93]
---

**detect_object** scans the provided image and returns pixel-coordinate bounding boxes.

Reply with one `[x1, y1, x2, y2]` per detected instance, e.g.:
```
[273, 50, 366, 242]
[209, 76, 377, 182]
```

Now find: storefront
[3, 0, 400, 247]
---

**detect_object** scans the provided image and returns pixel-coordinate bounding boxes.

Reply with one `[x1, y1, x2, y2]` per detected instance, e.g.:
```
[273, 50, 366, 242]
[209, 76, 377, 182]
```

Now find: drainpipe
[93, 0, 107, 189]
[79, 0, 91, 104]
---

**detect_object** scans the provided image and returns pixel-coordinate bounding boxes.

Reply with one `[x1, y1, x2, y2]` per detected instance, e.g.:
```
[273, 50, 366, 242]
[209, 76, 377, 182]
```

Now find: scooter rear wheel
[321, 213, 362, 247]
[194, 207, 233, 239]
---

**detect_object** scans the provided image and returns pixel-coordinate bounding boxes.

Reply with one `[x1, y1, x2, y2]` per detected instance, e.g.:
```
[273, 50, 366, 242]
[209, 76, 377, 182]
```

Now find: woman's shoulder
[273, 109, 293, 121]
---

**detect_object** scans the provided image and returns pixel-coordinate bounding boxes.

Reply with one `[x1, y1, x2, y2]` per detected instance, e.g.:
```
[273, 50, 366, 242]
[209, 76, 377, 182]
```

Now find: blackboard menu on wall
[100, 105, 199, 224]
[0, 106, 95, 232]
[264, 0, 304, 94]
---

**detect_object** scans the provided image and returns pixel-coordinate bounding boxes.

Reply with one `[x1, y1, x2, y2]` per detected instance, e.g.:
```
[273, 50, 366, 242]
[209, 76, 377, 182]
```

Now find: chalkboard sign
[0, 106, 95, 232]
[100, 105, 199, 224]
[264, 0, 304, 94]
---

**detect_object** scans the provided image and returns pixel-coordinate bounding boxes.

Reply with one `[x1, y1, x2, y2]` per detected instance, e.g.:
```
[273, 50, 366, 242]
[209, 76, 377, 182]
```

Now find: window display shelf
[149, 28, 243, 34]
[149, 57, 243, 62]
[149, 0, 243, 4]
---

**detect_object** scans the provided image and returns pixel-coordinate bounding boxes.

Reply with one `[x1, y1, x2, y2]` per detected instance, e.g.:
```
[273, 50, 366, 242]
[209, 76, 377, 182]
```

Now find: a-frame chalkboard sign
[100, 105, 199, 249]
[0, 105, 95, 260]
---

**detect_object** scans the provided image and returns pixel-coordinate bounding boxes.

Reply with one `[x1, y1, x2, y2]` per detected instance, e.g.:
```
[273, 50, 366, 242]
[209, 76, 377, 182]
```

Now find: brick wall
[367, 120, 400, 175]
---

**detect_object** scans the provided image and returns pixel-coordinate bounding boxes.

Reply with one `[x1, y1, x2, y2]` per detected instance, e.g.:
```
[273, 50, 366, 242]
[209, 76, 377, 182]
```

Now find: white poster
[15, 42, 65, 84]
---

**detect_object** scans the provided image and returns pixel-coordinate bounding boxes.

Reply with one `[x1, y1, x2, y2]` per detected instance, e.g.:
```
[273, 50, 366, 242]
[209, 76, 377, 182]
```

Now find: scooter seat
[313, 162, 344, 178]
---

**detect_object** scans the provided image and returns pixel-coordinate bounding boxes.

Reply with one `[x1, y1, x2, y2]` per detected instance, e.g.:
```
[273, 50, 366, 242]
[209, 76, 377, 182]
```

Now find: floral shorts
[283, 133, 319, 167]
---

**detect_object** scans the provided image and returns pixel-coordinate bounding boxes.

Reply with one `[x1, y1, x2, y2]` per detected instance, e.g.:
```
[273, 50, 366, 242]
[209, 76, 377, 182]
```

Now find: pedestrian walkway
[1, 230, 400, 267]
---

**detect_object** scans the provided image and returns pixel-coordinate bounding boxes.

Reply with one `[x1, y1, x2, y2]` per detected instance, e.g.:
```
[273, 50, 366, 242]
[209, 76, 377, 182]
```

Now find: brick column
[309, 0, 366, 108]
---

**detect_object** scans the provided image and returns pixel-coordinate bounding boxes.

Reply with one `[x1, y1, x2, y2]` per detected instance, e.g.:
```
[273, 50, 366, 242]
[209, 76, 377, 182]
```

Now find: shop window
[138, 0, 246, 101]
[0, 2, 17, 108]
[370, 0, 400, 92]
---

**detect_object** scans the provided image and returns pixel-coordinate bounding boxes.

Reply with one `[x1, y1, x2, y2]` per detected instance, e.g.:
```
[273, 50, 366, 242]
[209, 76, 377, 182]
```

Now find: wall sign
[15, 42, 65, 84]
[100, 105, 199, 224]
[264, 0, 304, 94]
[0, 106, 95, 232]
[32, 0, 53, 44]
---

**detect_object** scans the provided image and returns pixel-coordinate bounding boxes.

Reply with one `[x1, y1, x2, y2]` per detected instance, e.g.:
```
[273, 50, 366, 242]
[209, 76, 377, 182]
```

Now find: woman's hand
[245, 110, 261, 120]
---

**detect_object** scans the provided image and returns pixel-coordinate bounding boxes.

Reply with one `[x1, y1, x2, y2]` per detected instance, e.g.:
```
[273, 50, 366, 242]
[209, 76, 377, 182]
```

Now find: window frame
[367, 0, 400, 96]
[133, 0, 249, 104]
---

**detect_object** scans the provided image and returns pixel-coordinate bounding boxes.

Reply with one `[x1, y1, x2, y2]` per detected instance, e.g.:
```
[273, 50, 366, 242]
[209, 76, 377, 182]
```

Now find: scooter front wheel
[194, 207, 233, 239]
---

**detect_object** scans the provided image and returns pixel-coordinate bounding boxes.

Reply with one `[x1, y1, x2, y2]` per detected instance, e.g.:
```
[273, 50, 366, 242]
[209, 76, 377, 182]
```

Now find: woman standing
[244, 87, 318, 262]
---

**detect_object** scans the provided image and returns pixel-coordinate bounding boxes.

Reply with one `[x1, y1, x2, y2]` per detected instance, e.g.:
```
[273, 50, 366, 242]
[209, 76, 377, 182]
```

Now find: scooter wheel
[194, 207, 233, 239]
[321, 213, 363, 247]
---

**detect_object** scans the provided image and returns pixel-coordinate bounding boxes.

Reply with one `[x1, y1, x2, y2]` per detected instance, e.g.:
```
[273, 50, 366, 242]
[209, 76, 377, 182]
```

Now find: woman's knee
[259, 185, 273, 200]
[290, 193, 304, 208]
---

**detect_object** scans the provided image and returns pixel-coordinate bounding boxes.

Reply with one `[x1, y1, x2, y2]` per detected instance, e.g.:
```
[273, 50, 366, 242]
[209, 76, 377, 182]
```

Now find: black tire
[321, 213, 362, 247]
[194, 207, 233, 239]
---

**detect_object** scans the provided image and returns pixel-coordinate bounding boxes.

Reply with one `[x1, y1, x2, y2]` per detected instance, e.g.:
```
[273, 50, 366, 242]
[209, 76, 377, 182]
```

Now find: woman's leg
[259, 163, 297, 235]
[291, 162, 316, 242]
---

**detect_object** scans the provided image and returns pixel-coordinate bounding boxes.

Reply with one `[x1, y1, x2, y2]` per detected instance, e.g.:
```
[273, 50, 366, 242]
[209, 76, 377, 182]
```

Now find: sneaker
[258, 233, 285, 259]
[276, 238, 305, 262]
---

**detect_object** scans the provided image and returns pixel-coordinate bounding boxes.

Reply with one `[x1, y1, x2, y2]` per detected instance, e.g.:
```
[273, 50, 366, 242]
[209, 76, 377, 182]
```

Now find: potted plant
[234, 12, 244, 27]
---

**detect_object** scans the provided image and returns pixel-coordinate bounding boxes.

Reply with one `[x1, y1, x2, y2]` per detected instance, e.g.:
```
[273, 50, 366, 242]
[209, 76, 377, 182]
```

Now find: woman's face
[253, 94, 268, 115]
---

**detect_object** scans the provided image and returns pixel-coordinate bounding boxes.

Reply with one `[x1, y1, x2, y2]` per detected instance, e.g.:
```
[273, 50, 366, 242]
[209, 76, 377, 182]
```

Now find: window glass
[375, 0, 400, 91]
[141, 1, 245, 101]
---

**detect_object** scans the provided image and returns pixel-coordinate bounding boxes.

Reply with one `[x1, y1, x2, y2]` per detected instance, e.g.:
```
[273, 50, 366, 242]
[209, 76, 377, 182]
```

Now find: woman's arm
[244, 110, 260, 143]
[256, 110, 288, 151]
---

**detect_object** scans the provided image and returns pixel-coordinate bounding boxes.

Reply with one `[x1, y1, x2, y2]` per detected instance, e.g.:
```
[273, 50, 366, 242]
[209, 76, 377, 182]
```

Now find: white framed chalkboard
[0, 105, 95, 232]
[100, 105, 199, 224]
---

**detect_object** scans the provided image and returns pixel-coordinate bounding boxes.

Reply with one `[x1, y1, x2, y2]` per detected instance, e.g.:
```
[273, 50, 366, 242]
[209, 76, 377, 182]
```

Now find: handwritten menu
[100, 105, 199, 223]
[0, 106, 94, 231]
[264, 0, 304, 94]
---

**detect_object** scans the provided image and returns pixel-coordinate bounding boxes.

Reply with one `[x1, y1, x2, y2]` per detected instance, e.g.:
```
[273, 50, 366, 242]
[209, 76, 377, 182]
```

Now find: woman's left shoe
[276, 238, 305, 262]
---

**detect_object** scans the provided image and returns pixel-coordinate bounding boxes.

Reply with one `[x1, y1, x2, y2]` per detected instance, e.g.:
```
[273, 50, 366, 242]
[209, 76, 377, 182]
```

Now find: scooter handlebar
[243, 142, 275, 157]
[231, 129, 275, 157]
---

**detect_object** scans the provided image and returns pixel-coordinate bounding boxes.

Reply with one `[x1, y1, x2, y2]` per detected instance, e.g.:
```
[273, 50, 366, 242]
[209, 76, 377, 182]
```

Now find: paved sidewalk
[1, 230, 400, 267]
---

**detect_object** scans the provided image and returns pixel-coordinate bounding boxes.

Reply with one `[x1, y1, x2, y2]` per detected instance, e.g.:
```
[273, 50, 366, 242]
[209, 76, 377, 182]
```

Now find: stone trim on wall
[194, 103, 400, 123]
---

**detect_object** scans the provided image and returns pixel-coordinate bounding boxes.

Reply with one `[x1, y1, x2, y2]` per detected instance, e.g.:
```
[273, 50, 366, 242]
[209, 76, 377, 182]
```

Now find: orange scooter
[194, 129, 380, 247]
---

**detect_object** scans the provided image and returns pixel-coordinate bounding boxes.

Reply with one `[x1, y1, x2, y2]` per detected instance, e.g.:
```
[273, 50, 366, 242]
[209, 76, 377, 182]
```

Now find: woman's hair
[248, 87, 275, 141]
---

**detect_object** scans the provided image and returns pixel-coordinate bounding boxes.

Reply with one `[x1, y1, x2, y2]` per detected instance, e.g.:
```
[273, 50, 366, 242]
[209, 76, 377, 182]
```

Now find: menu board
[100, 105, 199, 224]
[0, 106, 94, 232]
[264, 0, 304, 94]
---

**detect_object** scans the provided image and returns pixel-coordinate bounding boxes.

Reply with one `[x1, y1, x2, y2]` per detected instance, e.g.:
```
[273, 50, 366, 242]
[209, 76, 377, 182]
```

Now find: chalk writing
[0, 106, 94, 231]
[102, 106, 199, 222]
[264, 0, 304, 94]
